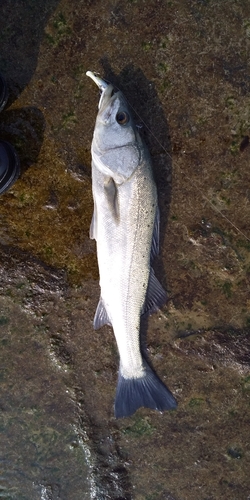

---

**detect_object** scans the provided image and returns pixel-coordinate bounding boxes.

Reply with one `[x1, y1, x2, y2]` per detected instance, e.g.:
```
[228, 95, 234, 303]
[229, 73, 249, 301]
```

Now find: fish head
[87, 72, 142, 184]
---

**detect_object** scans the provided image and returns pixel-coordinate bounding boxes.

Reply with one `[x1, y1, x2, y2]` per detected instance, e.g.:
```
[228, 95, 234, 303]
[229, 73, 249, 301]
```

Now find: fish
[86, 71, 177, 418]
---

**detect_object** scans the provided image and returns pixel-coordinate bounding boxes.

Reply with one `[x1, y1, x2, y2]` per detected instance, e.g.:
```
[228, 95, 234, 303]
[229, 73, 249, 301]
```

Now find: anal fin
[93, 297, 112, 330]
[143, 267, 167, 315]
[89, 202, 97, 240]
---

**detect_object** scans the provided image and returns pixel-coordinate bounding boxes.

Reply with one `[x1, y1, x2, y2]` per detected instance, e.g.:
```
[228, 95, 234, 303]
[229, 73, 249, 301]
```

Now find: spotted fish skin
[87, 71, 177, 418]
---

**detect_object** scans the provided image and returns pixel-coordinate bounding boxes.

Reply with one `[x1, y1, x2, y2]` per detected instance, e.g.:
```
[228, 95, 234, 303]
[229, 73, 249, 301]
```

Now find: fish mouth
[86, 71, 119, 111]
[86, 71, 109, 92]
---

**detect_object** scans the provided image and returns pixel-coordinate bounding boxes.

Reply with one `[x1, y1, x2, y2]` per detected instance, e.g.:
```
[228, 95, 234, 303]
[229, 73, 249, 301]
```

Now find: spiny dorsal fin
[150, 207, 160, 263]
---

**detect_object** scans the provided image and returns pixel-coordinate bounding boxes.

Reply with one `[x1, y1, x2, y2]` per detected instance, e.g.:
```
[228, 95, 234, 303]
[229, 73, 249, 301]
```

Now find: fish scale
[87, 71, 177, 418]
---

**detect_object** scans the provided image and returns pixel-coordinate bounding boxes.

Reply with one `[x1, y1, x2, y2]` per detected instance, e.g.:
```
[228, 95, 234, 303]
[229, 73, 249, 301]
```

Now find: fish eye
[116, 111, 129, 125]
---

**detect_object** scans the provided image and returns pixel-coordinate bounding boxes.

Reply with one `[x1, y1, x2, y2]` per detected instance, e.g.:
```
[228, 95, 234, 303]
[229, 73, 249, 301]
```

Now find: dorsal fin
[150, 207, 160, 264]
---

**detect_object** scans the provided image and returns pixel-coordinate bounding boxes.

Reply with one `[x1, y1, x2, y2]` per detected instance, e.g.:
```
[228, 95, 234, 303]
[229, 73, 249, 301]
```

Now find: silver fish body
[87, 71, 177, 418]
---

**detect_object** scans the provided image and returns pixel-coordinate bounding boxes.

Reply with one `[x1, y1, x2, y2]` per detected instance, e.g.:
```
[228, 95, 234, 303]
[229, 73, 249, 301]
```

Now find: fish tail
[114, 362, 177, 418]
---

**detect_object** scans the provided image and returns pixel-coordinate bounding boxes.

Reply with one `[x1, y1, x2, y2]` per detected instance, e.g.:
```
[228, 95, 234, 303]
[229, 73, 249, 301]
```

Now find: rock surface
[0, 0, 250, 498]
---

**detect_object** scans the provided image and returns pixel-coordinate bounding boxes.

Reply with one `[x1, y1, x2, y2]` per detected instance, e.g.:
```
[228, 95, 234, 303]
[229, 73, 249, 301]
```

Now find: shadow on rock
[0, 1, 60, 180]
[0, 0, 60, 105]
[0, 107, 45, 173]
[176, 326, 250, 374]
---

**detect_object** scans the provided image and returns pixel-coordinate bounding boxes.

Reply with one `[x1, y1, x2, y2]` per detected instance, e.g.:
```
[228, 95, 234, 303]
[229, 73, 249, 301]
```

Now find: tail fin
[114, 363, 177, 418]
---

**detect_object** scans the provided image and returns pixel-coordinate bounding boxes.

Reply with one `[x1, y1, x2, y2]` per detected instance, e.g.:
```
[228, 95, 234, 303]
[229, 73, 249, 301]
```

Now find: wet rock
[176, 328, 250, 374]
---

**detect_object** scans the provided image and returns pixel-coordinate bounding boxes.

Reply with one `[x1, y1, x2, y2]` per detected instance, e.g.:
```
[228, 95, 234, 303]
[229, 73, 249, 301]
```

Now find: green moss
[142, 41, 152, 51]
[122, 417, 156, 437]
[228, 409, 237, 417]
[189, 397, 204, 408]
[243, 20, 250, 38]
[236, 239, 250, 251]
[45, 33, 57, 46]
[145, 494, 161, 500]
[74, 83, 85, 100]
[245, 317, 250, 328]
[220, 195, 231, 206]
[201, 300, 207, 306]
[225, 96, 236, 108]
[221, 281, 233, 298]
[0, 368, 7, 380]
[157, 62, 170, 73]
[241, 375, 250, 391]
[45, 11, 71, 47]
[61, 111, 77, 130]
[73, 64, 85, 77]
[43, 245, 54, 257]
[16, 282, 26, 290]
[53, 13, 68, 33]
[160, 79, 172, 90]
[51, 75, 58, 84]
[18, 193, 36, 207]
[0, 316, 9, 326]
[230, 140, 240, 155]
[195, 115, 206, 126]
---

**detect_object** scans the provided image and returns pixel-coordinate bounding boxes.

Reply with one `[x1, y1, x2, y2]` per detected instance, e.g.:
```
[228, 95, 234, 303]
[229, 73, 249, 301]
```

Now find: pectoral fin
[104, 177, 119, 221]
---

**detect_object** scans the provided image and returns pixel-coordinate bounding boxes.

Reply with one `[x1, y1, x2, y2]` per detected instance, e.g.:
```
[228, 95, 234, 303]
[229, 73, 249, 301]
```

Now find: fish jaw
[86, 71, 109, 92]
[86, 71, 116, 112]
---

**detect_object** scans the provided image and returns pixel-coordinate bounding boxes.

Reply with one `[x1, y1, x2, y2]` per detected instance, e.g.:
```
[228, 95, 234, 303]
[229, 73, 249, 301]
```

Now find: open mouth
[86, 71, 119, 97]
[86, 71, 109, 91]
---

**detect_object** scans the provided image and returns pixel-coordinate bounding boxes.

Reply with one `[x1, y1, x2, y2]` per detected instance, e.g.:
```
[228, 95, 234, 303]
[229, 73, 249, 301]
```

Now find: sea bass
[86, 71, 177, 418]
